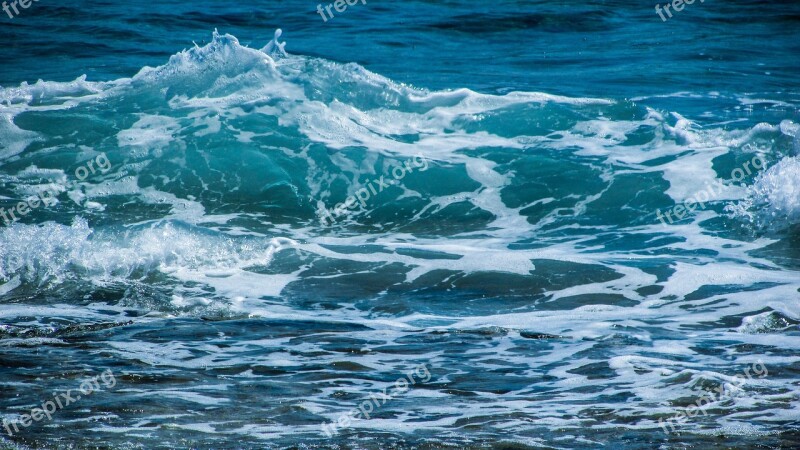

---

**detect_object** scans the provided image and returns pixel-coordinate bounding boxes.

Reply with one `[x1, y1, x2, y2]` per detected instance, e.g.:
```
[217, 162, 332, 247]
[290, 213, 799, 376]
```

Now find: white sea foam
[1, 30, 799, 445]
[729, 156, 800, 230]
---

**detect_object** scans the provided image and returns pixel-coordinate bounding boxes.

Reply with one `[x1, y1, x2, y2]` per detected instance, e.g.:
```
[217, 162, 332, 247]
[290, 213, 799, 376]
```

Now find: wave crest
[729, 156, 800, 231]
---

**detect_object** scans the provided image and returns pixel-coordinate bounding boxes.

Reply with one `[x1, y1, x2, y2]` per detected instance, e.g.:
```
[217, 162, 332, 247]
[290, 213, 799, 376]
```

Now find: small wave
[0, 218, 295, 295]
[728, 156, 800, 232]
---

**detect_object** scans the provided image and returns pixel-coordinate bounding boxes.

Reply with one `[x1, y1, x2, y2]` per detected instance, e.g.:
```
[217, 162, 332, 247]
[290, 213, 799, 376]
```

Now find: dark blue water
[1, 1, 800, 448]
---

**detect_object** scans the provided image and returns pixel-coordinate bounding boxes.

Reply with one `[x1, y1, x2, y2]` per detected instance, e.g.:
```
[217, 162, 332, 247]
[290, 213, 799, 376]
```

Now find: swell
[0, 31, 799, 449]
[0, 30, 798, 310]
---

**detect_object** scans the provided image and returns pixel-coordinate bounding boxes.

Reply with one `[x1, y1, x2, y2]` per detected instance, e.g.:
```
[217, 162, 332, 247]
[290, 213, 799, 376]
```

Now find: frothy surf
[1, 30, 799, 448]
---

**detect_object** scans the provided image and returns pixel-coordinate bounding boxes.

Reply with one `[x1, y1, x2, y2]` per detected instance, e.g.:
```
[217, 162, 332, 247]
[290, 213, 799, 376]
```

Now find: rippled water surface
[1, 1, 800, 448]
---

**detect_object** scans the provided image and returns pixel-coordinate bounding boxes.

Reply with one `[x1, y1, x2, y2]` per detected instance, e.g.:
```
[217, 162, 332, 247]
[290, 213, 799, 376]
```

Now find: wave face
[1, 30, 800, 449]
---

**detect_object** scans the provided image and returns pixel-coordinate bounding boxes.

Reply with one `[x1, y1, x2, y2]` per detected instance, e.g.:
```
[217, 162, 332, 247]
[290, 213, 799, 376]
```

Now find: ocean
[1, 0, 800, 448]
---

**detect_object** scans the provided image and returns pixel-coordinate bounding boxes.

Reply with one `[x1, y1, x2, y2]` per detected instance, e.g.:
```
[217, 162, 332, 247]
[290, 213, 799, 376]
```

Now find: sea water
[1, 1, 800, 448]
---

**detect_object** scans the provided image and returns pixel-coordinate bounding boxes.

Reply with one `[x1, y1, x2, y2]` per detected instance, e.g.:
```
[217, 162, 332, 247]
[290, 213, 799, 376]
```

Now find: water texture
[1, 1, 800, 448]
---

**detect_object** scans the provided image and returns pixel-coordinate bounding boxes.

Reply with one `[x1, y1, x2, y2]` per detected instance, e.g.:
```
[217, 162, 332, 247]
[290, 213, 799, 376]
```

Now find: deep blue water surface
[1, 1, 800, 448]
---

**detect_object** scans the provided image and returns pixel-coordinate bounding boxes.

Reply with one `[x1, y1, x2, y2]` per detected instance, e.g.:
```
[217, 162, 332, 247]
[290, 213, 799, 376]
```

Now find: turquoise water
[1, 1, 800, 448]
